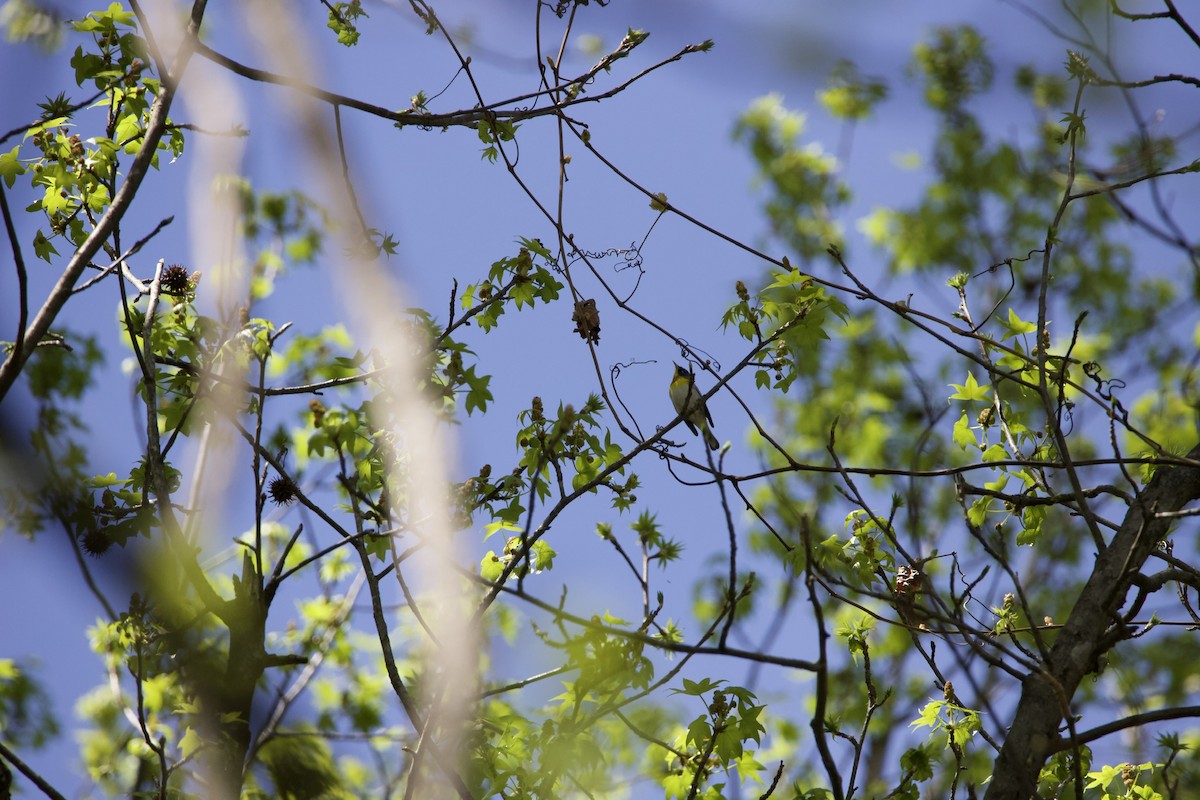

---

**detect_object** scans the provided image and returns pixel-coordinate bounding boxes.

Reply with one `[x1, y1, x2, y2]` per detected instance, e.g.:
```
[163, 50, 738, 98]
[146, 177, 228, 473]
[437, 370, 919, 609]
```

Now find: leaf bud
[309, 399, 326, 427]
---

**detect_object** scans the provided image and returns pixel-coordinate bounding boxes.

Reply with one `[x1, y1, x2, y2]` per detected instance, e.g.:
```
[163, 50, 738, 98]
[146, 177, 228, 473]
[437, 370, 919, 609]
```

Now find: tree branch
[0, 5, 201, 403]
[986, 442, 1200, 799]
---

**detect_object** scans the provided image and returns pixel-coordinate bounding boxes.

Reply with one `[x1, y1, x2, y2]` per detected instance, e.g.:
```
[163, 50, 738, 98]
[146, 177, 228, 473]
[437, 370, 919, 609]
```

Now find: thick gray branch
[986, 443, 1200, 798]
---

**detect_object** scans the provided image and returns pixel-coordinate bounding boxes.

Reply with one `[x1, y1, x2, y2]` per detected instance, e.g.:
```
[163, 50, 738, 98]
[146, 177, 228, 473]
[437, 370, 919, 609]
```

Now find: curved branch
[1047, 706, 1200, 753]
[0, 739, 69, 800]
[0, 183, 28, 375]
[192, 37, 707, 132]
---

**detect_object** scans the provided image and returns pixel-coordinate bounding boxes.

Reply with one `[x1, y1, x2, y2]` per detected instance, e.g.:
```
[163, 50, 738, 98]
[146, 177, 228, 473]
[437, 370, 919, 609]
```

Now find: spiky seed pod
[268, 476, 298, 506]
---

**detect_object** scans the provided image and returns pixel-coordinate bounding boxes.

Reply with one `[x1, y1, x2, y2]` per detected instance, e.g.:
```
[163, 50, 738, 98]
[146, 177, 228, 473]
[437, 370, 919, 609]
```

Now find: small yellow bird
[669, 362, 719, 450]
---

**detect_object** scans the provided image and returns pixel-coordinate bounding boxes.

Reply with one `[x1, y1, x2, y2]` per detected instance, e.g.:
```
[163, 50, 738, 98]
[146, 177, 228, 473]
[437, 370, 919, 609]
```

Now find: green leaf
[999, 307, 1037, 341]
[483, 520, 521, 540]
[0, 146, 24, 188]
[85, 182, 111, 212]
[480, 551, 504, 581]
[306, 429, 331, 458]
[1017, 505, 1047, 546]
[32, 230, 58, 262]
[528, 540, 556, 573]
[87, 472, 122, 487]
[69, 47, 106, 86]
[967, 497, 991, 527]
[948, 372, 990, 402]
[910, 700, 944, 730]
[464, 367, 493, 416]
[686, 714, 712, 747]
[673, 677, 724, 696]
[981, 444, 1008, 462]
[114, 112, 142, 149]
[178, 726, 202, 759]
[952, 412, 977, 450]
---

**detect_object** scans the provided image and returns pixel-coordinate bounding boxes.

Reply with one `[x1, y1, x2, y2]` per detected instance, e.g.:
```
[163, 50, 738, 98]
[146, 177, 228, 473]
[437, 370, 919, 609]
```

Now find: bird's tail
[703, 425, 719, 451]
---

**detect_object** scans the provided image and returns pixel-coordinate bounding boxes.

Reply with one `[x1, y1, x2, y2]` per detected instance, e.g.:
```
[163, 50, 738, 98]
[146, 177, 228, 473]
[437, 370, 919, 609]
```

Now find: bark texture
[985, 444, 1200, 799]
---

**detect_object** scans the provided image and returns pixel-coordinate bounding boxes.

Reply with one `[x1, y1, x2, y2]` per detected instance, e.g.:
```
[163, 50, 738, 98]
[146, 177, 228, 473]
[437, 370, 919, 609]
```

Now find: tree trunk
[985, 444, 1200, 798]
[206, 553, 269, 798]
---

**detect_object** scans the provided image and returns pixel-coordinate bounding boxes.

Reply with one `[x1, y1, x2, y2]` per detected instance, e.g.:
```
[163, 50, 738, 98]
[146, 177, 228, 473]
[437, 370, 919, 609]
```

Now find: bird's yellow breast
[669, 376, 692, 410]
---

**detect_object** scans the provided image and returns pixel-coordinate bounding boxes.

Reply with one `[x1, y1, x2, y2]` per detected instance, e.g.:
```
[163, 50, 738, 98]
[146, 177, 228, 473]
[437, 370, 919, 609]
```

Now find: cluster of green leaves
[476, 117, 519, 163]
[0, 659, 58, 749]
[324, 0, 367, 47]
[665, 679, 766, 799]
[1085, 761, 1167, 800]
[76, 596, 198, 793]
[945, 302, 1060, 544]
[1, 0, 64, 49]
[731, 17, 1200, 796]
[228, 178, 328, 298]
[15, 4, 183, 261]
[478, 392, 636, 580]
[21, 116, 112, 261]
[407, 308, 493, 417]
[460, 238, 564, 331]
[728, 268, 900, 483]
[626, 510, 684, 573]
[817, 508, 898, 591]
[817, 60, 888, 122]
[79, 469, 159, 550]
[459, 610, 669, 797]
[514, 394, 625, 497]
[468, 692, 645, 798]
[734, 96, 849, 260]
[559, 614, 654, 706]
[0, 329, 103, 535]
[249, 735, 355, 799]
[723, 265, 849, 395]
[909, 693, 981, 758]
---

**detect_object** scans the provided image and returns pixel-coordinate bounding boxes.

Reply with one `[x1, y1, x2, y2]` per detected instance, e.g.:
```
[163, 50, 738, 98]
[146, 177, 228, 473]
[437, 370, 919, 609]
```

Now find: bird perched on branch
[669, 362, 719, 450]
